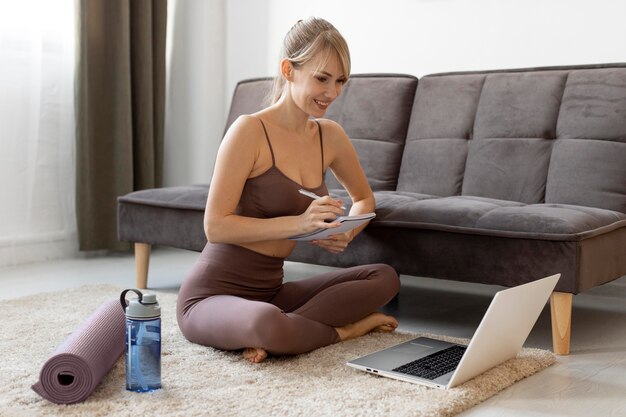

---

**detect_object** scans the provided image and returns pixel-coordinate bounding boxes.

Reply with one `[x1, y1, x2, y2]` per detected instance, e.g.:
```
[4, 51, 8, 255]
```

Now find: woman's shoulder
[315, 118, 349, 144]
[230, 114, 262, 131]
[315, 117, 341, 130]
[316, 118, 346, 134]
[223, 115, 264, 144]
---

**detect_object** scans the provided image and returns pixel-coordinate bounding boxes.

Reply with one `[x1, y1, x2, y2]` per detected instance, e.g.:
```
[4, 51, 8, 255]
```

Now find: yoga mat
[31, 298, 125, 404]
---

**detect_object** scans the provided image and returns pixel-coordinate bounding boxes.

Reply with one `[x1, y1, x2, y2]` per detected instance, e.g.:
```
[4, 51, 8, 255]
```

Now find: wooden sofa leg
[550, 292, 573, 355]
[135, 243, 151, 289]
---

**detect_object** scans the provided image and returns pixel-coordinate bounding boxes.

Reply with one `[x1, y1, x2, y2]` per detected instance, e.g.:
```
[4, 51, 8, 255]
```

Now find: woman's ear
[280, 59, 294, 81]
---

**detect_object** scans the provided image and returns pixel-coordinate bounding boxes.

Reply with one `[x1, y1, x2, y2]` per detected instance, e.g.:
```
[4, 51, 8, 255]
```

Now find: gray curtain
[76, 0, 167, 251]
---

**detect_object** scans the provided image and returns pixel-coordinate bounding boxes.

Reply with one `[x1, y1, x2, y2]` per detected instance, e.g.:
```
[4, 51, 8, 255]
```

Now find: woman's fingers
[311, 196, 344, 215]
[311, 232, 352, 253]
[305, 198, 344, 228]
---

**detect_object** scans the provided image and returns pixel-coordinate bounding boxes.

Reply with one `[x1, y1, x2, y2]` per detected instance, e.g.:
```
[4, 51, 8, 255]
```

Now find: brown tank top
[236, 119, 329, 219]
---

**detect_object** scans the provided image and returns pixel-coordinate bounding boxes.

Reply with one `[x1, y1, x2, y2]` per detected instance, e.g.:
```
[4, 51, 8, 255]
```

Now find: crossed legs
[177, 263, 400, 362]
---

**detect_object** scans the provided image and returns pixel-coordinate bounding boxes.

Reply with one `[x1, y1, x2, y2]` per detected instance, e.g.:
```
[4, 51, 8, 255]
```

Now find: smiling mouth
[314, 99, 331, 109]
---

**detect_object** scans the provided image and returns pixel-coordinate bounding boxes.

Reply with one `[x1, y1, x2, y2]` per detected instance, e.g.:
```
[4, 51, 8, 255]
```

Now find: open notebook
[288, 213, 375, 241]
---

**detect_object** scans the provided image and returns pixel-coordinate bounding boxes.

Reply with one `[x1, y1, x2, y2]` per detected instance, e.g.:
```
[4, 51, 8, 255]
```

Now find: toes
[376, 324, 396, 333]
[243, 348, 268, 363]
[243, 348, 259, 362]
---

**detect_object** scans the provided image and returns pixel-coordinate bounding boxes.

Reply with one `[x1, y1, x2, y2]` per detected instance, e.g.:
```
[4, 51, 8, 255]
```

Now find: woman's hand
[297, 196, 345, 235]
[311, 229, 355, 254]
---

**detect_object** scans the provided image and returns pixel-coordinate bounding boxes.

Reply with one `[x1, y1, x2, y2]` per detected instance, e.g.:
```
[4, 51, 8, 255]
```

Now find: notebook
[346, 274, 561, 389]
[288, 213, 375, 241]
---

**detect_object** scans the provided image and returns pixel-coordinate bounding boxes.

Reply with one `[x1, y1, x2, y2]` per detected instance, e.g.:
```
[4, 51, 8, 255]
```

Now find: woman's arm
[204, 116, 343, 244]
[312, 119, 375, 253]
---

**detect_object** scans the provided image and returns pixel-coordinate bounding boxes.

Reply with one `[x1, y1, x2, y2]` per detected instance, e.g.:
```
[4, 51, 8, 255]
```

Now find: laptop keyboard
[392, 345, 467, 380]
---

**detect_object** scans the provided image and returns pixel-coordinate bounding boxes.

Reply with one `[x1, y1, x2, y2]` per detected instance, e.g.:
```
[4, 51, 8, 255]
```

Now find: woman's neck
[270, 94, 312, 135]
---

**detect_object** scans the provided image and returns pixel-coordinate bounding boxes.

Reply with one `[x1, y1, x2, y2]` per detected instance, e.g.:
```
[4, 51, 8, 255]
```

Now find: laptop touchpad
[391, 343, 434, 356]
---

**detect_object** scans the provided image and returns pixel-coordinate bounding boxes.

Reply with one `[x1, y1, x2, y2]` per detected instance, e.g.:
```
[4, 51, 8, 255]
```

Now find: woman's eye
[316, 76, 328, 83]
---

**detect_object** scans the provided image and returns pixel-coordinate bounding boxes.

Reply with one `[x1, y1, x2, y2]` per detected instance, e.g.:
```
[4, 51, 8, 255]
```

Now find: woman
[176, 17, 400, 363]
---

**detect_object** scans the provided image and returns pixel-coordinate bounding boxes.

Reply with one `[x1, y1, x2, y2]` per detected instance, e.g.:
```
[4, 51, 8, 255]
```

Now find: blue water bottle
[120, 289, 161, 392]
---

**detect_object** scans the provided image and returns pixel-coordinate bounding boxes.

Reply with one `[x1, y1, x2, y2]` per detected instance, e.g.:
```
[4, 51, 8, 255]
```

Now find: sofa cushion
[546, 139, 626, 213]
[556, 68, 626, 141]
[397, 74, 483, 196]
[118, 185, 209, 210]
[396, 139, 468, 196]
[373, 194, 524, 229]
[323, 74, 417, 191]
[475, 204, 626, 237]
[367, 192, 626, 241]
[472, 71, 567, 140]
[545, 67, 626, 213]
[405, 74, 484, 140]
[117, 186, 208, 251]
[461, 138, 553, 204]
[459, 71, 568, 204]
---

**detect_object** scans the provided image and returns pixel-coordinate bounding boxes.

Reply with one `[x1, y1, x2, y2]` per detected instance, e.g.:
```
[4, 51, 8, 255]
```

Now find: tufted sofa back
[224, 65, 626, 214]
[397, 64, 626, 214]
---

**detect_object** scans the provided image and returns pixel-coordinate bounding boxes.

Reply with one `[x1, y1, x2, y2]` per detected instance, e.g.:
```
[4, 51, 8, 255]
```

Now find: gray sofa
[118, 63, 626, 355]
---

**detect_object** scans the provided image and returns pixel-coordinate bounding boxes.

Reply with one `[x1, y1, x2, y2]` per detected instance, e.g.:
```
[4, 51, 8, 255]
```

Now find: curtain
[76, 0, 167, 251]
[0, 0, 77, 266]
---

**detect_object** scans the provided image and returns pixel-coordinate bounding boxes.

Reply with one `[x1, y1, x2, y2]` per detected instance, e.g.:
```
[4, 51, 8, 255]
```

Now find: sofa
[118, 63, 626, 355]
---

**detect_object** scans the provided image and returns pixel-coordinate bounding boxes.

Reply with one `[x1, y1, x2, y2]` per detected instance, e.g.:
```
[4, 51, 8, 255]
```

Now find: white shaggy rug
[0, 284, 556, 417]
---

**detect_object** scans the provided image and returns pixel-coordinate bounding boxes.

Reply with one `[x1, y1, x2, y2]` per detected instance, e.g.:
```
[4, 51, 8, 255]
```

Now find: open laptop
[346, 273, 560, 389]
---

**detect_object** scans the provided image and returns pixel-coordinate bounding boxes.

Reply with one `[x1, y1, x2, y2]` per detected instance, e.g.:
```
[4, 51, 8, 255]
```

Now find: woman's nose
[327, 83, 341, 99]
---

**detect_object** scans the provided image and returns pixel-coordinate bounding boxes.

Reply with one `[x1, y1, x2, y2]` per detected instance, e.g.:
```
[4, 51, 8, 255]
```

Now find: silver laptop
[347, 273, 560, 389]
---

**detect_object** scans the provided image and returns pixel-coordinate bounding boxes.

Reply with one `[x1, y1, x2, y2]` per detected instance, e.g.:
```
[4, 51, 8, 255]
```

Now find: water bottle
[120, 289, 161, 392]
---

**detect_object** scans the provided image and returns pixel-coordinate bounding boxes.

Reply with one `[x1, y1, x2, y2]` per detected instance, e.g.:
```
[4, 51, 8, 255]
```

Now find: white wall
[163, 0, 225, 187]
[241, 0, 626, 82]
[226, 0, 271, 108]
[166, 0, 626, 186]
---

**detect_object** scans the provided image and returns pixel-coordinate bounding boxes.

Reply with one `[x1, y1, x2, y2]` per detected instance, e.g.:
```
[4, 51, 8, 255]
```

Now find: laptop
[346, 273, 560, 389]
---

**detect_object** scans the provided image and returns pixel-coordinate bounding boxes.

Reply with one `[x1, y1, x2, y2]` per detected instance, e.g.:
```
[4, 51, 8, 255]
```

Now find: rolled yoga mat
[31, 298, 126, 404]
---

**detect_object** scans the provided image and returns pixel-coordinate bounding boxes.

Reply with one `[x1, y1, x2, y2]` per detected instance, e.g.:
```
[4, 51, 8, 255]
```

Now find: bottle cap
[120, 289, 161, 319]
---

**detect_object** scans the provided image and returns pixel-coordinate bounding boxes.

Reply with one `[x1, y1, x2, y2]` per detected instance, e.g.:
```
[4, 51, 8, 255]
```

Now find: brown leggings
[176, 243, 400, 355]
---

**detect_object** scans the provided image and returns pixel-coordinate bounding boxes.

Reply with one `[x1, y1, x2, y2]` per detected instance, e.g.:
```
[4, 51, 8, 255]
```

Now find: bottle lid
[120, 289, 161, 319]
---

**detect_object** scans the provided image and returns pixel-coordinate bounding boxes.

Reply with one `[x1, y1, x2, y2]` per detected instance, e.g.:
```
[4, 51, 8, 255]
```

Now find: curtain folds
[76, 0, 167, 251]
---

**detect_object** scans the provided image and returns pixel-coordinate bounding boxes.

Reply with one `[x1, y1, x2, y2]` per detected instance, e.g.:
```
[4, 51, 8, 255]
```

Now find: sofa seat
[118, 185, 209, 251]
[331, 189, 626, 238]
[376, 193, 625, 237]
[287, 188, 626, 293]
[120, 185, 210, 210]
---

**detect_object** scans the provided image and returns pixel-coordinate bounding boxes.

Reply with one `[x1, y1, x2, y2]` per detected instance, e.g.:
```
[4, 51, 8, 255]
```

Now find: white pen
[298, 189, 346, 211]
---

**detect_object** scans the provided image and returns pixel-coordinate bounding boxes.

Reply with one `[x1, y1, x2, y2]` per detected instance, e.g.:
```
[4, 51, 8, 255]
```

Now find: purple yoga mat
[32, 298, 126, 404]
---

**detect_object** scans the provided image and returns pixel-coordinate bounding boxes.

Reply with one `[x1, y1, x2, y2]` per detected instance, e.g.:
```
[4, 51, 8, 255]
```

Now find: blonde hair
[269, 17, 351, 104]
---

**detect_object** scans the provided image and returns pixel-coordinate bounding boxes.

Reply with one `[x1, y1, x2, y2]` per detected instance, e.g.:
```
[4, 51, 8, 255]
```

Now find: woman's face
[289, 52, 347, 118]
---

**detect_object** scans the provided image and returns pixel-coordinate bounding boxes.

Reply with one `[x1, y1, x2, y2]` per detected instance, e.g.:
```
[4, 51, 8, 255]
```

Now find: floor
[2, 247, 625, 416]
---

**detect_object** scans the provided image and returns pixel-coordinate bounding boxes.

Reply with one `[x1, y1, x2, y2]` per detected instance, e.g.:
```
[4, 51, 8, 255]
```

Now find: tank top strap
[258, 118, 276, 166]
[315, 120, 325, 175]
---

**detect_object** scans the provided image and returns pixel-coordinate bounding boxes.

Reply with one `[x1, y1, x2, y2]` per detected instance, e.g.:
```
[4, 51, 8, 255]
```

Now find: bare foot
[243, 347, 268, 363]
[335, 312, 398, 342]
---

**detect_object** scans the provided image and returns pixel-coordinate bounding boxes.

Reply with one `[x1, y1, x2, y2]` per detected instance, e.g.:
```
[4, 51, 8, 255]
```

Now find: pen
[298, 189, 347, 211]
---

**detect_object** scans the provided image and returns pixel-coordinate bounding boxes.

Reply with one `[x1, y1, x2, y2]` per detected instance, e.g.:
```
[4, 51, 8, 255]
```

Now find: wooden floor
[2, 247, 625, 416]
